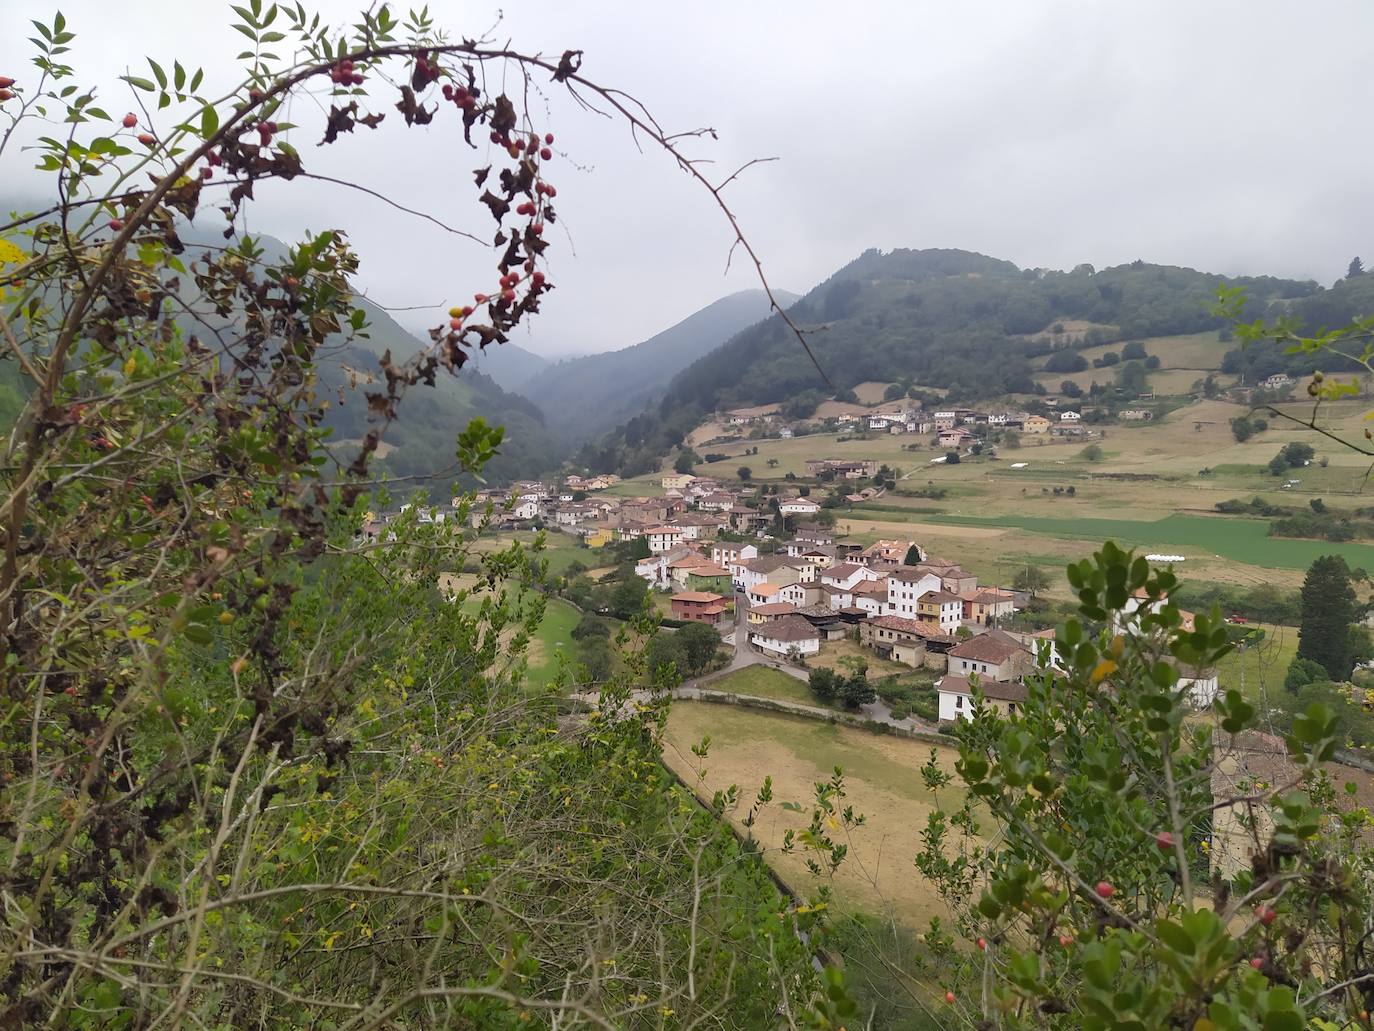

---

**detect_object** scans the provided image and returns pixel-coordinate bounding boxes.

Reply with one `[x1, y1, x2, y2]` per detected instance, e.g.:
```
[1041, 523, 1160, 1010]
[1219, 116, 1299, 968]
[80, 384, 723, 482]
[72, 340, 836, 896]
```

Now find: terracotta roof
[938, 675, 1027, 703]
[667, 554, 713, 569]
[672, 591, 725, 603]
[852, 579, 889, 596]
[869, 615, 952, 640]
[755, 615, 820, 642]
[948, 630, 1029, 664]
[749, 583, 783, 598]
[645, 525, 684, 535]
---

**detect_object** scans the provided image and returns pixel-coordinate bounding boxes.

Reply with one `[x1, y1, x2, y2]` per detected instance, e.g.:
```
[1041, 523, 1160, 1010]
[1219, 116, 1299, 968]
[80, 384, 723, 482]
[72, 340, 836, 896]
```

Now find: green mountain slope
[589, 248, 1324, 474]
[519, 288, 797, 443]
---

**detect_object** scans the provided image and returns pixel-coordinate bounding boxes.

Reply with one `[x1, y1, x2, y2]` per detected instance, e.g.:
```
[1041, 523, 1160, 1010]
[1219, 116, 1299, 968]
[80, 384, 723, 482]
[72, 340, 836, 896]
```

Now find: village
[361, 430, 1224, 723]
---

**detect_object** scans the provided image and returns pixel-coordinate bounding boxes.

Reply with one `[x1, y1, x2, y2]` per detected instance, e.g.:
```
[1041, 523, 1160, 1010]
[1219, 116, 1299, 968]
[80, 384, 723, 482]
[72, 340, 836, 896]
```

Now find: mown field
[662, 701, 962, 927]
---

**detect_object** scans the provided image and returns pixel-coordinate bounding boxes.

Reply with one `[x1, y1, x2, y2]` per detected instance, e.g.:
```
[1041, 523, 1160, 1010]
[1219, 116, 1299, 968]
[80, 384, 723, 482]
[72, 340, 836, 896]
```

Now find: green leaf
[123, 76, 157, 92]
[200, 104, 219, 138]
[149, 59, 167, 89]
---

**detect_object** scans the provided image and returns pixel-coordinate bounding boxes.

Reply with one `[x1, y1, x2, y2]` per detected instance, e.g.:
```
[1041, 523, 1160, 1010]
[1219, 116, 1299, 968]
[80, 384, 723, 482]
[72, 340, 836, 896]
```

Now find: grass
[812, 638, 915, 680]
[1214, 623, 1300, 703]
[706, 666, 818, 706]
[661, 702, 963, 927]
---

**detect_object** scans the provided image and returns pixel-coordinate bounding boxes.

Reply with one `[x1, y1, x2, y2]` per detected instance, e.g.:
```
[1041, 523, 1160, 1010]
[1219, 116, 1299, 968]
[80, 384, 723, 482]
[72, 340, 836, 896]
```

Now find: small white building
[749, 615, 821, 658]
[712, 542, 757, 568]
[779, 497, 822, 516]
[1059, 410, 1082, 422]
[937, 675, 1028, 722]
[645, 526, 688, 554]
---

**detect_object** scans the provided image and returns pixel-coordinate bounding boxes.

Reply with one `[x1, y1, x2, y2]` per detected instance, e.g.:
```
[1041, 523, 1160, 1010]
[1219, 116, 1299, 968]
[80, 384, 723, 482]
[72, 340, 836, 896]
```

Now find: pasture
[661, 701, 962, 927]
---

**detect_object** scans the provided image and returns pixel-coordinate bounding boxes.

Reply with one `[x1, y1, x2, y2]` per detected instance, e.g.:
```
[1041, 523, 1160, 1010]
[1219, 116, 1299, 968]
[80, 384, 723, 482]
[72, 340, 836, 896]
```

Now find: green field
[707, 665, 818, 706]
[1214, 623, 1299, 703]
[923, 512, 1374, 571]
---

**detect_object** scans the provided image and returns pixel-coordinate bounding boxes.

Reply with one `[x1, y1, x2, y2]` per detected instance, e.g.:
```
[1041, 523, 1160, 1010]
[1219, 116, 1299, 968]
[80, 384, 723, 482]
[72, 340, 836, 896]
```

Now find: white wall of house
[886, 573, 941, 617]
[751, 631, 820, 657]
[824, 566, 881, 592]
[938, 688, 971, 722]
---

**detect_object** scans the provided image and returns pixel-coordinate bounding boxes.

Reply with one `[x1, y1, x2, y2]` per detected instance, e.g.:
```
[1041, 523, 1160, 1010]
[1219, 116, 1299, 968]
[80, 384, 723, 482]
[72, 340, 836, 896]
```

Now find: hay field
[662, 702, 962, 927]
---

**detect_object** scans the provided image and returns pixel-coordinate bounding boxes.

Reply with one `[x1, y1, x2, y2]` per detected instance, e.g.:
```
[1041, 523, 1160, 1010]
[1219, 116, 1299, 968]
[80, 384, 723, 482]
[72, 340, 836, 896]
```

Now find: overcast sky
[4, 1, 1372, 356]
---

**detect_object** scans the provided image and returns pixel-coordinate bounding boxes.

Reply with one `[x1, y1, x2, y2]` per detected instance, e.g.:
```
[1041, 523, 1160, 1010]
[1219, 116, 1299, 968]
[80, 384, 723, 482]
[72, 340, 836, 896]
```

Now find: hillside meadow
[662, 701, 961, 928]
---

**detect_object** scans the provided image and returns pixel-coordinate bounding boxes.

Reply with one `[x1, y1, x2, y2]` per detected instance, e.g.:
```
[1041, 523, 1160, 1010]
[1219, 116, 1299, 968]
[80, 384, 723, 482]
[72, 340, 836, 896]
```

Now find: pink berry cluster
[329, 57, 365, 87]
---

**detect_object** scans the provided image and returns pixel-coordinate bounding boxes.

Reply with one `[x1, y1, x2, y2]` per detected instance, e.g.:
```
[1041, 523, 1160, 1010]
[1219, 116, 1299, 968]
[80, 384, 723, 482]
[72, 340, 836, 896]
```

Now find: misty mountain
[463, 340, 550, 392]
[585, 248, 1323, 475]
[518, 288, 797, 443]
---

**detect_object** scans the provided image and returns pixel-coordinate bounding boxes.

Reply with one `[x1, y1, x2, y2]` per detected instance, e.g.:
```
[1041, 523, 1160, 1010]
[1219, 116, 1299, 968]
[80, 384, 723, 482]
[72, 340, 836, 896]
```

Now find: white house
[511, 498, 540, 521]
[779, 497, 822, 516]
[635, 555, 670, 588]
[887, 567, 943, 617]
[645, 526, 688, 554]
[778, 581, 821, 607]
[946, 630, 1032, 681]
[1059, 410, 1081, 422]
[713, 542, 757, 568]
[735, 556, 816, 592]
[821, 562, 880, 593]
[1117, 592, 1220, 708]
[749, 615, 821, 658]
[851, 579, 890, 616]
[1261, 373, 1294, 390]
[937, 675, 1028, 722]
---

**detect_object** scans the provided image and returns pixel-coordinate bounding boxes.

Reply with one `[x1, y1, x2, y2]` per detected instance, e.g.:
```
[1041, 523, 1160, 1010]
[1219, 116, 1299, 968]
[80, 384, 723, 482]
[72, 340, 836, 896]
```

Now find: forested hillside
[584, 248, 1324, 474]
[314, 286, 558, 491]
[520, 288, 796, 442]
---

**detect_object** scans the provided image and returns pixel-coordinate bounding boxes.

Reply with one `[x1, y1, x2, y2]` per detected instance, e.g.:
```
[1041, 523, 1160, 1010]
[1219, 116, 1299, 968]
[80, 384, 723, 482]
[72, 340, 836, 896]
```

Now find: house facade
[887, 567, 942, 617]
[937, 675, 1027, 721]
[749, 615, 821, 657]
[670, 591, 729, 625]
[917, 590, 965, 633]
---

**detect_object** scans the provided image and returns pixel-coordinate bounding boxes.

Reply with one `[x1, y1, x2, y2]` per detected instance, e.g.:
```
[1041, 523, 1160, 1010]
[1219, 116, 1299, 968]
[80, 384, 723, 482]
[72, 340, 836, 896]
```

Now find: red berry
[1249, 957, 1263, 970]
[0, 90, 13, 102]
[64, 686, 78, 696]
[489, 131, 502, 144]
[506, 272, 520, 285]
[207, 150, 222, 166]
[507, 143, 521, 159]
[449, 318, 463, 330]
[544, 132, 554, 144]
[1255, 905, 1277, 926]
[1155, 831, 1174, 851]
[474, 293, 487, 303]
[249, 88, 264, 102]
[531, 271, 546, 287]
[1058, 934, 1073, 947]
[461, 306, 473, 317]
[975, 937, 986, 951]
[531, 223, 544, 236]
[501, 289, 516, 303]
[200, 167, 212, 179]
[137, 133, 156, 146]
[944, 991, 955, 1004]
[0, 77, 14, 88]
[527, 135, 539, 153]
[1094, 881, 1114, 900]
[540, 147, 552, 161]
[122, 112, 138, 128]
[546, 184, 557, 198]
[108, 218, 124, 231]
[350, 73, 364, 85]
[442, 84, 454, 99]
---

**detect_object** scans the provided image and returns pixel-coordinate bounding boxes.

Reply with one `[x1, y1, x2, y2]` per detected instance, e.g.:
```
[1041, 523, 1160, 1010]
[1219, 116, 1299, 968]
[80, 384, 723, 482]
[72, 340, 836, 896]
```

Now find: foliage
[674, 448, 700, 473]
[1284, 656, 1331, 694]
[917, 541, 1373, 1029]
[808, 666, 840, 704]
[1298, 555, 1358, 680]
[1079, 443, 1103, 462]
[1012, 566, 1053, 594]
[0, 10, 831, 1025]
[676, 621, 722, 676]
[737, 465, 752, 481]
